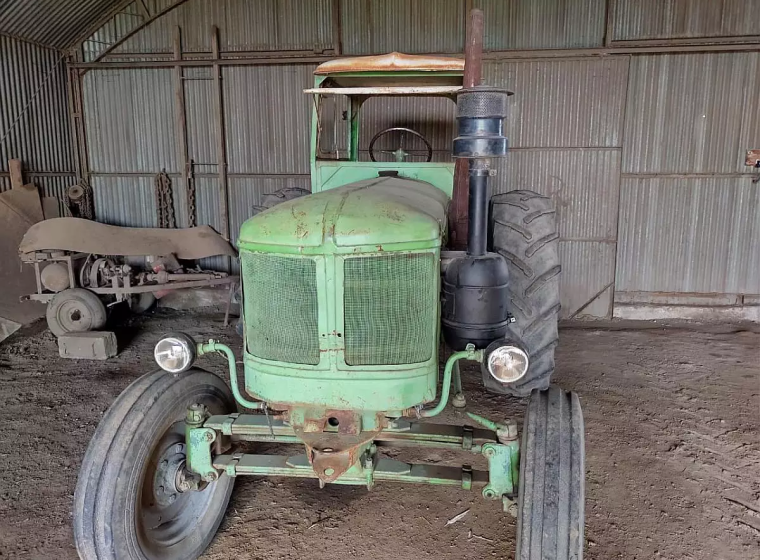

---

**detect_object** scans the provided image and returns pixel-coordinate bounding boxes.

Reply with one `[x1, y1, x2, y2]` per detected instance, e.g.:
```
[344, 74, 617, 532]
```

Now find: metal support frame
[211, 26, 231, 245]
[186, 409, 519, 506]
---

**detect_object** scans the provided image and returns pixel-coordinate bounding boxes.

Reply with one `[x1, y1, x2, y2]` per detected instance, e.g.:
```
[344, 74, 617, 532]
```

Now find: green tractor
[73, 49, 583, 560]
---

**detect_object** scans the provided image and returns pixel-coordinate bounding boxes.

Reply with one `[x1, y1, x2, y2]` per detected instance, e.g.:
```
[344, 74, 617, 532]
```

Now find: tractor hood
[238, 177, 449, 251]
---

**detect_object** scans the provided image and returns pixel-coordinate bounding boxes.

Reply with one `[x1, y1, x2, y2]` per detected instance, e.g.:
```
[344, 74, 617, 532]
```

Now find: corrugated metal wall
[73, 0, 760, 319]
[0, 35, 75, 196]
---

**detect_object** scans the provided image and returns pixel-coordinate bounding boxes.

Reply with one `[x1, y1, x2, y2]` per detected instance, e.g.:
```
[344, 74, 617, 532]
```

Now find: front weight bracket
[481, 441, 519, 507]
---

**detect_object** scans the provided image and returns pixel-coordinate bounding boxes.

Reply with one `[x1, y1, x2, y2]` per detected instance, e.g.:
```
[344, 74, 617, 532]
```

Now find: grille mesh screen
[242, 253, 320, 365]
[344, 253, 436, 366]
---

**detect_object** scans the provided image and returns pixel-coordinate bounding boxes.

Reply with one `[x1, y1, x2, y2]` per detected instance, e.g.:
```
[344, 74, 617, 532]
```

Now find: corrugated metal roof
[113, 0, 333, 54]
[623, 52, 759, 174]
[341, 0, 465, 55]
[616, 177, 760, 295]
[0, 0, 126, 50]
[83, 68, 179, 173]
[492, 149, 621, 241]
[485, 57, 630, 148]
[611, 0, 760, 41]
[475, 0, 605, 50]
[0, 36, 74, 173]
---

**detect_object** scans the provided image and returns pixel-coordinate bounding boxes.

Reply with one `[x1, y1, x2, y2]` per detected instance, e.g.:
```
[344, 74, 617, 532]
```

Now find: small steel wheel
[516, 387, 585, 560]
[74, 369, 236, 560]
[131, 292, 157, 314]
[46, 288, 107, 337]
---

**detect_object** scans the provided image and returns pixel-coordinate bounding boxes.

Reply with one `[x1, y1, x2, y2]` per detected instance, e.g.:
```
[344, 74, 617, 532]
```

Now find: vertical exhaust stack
[441, 36, 514, 351]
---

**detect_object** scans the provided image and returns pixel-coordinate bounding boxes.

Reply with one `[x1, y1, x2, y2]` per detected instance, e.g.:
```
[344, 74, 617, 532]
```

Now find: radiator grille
[242, 253, 320, 365]
[343, 253, 436, 366]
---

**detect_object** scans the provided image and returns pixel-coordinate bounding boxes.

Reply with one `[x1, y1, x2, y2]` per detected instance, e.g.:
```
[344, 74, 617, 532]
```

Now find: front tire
[490, 190, 561, 396]
[74, 369, 236, 560]
[516, 387, 585, 560]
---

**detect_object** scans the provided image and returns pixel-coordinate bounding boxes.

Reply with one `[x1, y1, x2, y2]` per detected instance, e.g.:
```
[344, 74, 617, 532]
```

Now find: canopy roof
[314, 52, 465, 75]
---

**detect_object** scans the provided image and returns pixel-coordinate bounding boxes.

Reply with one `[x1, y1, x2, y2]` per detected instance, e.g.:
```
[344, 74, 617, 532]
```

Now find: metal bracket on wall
[746, 150, 760, 184]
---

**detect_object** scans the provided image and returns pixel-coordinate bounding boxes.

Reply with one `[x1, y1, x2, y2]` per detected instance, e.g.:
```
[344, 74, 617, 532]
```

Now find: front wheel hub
[152, 442, 187, 507]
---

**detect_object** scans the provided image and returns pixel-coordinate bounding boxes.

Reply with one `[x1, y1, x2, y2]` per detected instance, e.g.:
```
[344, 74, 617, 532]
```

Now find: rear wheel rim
[137, 422, 219, 552]
[56, 299, 93, 331]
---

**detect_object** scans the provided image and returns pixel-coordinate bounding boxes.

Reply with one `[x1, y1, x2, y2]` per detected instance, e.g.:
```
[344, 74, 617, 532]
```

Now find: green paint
[186, 427, 217, 481]
[420, 344, 483, 418]
[307, 73, 457, 195]
[197, 340, 264, 410]
[481, 441, 520, 499]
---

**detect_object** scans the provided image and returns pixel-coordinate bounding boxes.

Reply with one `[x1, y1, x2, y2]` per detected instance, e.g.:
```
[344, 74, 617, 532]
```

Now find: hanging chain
[154, 170, 176, 228]
[66, 182, 94, 220]
[186, 160, 197, 227]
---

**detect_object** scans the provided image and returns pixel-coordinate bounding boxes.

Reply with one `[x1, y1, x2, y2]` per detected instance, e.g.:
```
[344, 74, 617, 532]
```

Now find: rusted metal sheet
[0, 36, 74, 175]
[474, 0, 606, 50]
[485, 57, 629, 148]
[616, 177, 760, 295]
[223, 64, 315, 175]
[558, 240, 616, 318]
[91, 175, 158, 227]
[623, 52, 759, 174]
[20, 217, 236, 258]
[82, 68, 179, 173]
[491, 149, 621, 241]
[315, 52, 464, 74]
[341, 0, 465, 55]
[111, 0, 333, 55]
[746, 149, 760, 166]
[610, 0, 760, 42]
[449, 8, 485, 250]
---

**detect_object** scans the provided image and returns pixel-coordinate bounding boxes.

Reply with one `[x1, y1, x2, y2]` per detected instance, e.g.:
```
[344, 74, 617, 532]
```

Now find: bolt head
[205, 431, 216, 443]
[168, 494, 176, 504]
[484, 447, 495, 458]
[324, 468, 335, 476]
[203, 471, 218, 482]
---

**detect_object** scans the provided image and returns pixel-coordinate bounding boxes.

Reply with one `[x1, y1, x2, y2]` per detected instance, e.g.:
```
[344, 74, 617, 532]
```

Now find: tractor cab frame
[308, 52, 461, 196]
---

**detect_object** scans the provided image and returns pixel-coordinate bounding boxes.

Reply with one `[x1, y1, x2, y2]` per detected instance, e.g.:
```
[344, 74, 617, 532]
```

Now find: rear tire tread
[490, 190, 561, 396]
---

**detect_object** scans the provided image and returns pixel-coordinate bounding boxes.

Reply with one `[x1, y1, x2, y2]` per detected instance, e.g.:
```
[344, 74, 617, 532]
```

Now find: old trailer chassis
[184, 409, 520, 512]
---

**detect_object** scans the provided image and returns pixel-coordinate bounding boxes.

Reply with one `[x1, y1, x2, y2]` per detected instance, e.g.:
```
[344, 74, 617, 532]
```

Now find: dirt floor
[0, 309, 758, 560]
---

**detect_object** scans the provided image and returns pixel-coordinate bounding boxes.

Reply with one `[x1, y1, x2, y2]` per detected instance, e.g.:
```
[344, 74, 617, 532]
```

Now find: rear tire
[490, 190, 560, 396]
[516, 387, 585, 560]
[73, 369, 236, 560]
[252, 186, 310, 215]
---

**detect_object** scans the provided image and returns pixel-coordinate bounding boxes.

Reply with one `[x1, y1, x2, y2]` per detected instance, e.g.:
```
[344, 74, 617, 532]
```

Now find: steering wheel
[368, 127, 433, 163]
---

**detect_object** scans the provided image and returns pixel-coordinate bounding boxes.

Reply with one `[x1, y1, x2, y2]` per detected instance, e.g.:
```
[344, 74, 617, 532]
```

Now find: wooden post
[8, 159, 23, 189]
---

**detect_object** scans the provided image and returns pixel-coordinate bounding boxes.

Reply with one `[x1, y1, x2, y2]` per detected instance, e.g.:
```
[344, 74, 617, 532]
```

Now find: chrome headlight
[154, 333, 197, 373]
[485, 342, 529, 383]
